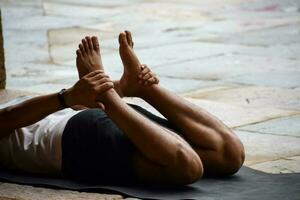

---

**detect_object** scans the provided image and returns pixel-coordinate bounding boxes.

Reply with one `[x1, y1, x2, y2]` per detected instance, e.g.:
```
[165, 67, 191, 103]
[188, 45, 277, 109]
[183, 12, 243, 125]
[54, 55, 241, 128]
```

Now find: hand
[138, 64, 159, 86]
[65, 70, 113, 110]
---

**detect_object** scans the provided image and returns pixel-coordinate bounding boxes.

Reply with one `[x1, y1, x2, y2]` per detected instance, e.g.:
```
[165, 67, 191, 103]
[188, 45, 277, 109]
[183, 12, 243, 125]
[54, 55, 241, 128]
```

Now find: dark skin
[76, 32, 245, 183]
[0, 70, 114, 139]
[0, 31, 245, 185]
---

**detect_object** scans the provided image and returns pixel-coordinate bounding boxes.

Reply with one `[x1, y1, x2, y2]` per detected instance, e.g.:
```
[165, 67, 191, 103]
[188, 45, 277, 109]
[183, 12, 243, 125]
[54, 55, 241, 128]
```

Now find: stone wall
[0, 9, 6, 89]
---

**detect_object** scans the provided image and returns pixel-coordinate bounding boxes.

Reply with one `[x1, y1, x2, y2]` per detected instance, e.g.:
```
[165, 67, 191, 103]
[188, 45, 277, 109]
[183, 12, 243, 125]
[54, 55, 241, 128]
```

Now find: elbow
[1, 106, 13, 120]
[0, 107, 14, 138]
[173, 144, 203, 185]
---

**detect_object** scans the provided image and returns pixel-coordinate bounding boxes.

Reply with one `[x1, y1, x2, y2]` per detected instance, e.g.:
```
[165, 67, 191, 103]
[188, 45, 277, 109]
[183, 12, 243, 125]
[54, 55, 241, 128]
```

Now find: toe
[76, 49, 82, 57]
[82, 38, 90, 54]
[79, 44, 86, 56]
[118, 32, 129, 47]
[92, 36, 100, 52]
[125, 30, 133, 48]
[86, 36, 93, 51]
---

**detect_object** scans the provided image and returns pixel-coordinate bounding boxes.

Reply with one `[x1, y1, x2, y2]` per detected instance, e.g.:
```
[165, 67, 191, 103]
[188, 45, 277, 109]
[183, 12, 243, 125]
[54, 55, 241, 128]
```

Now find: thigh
[62, 105, 190, 184]
[128, 104, 179, 132]
[128, 104, 193, 183]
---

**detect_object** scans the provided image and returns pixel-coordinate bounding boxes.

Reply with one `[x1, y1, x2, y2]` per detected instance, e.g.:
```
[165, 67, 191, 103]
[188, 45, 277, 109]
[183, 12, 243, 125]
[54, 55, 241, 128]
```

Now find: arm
[0, 93, 67, 138]
[0, 70, 113, 139]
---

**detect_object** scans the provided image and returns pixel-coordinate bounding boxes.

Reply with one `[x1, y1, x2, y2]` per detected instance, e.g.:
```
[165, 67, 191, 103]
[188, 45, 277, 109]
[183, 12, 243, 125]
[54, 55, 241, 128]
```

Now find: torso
[0, 96, 82, 175]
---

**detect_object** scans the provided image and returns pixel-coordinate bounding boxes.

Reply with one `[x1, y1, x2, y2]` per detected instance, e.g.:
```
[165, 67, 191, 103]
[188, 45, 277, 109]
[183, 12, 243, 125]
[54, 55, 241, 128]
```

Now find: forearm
[0, 93, 63, 138]
[112, 80, 124, 98]
[102, 89, 193, 166]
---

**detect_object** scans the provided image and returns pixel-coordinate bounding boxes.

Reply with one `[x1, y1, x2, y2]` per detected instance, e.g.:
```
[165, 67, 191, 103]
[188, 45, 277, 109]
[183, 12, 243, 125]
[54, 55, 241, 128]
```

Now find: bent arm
[0, 70, 114, 139]
[0, 93, 64, 139]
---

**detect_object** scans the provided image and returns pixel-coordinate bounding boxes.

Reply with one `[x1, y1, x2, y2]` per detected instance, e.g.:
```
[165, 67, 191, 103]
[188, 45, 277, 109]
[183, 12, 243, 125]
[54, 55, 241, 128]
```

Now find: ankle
[137, 85, 157, 99]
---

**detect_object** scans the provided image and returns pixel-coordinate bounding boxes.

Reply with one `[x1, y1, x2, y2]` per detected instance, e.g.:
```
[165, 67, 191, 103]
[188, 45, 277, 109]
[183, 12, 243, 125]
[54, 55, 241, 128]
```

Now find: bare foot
[76, 36, 103, 79]
[118, 31, 158, 97]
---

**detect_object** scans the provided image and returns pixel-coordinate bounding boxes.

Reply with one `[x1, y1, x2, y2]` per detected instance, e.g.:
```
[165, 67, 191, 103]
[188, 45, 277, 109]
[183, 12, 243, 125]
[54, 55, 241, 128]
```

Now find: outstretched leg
[75, 35, 203, 184]
[119, 31, 245, 176]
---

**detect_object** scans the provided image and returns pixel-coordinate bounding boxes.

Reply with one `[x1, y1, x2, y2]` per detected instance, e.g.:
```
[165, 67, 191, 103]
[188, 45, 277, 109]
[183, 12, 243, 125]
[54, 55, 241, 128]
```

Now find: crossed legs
[75, 31, 245, 184]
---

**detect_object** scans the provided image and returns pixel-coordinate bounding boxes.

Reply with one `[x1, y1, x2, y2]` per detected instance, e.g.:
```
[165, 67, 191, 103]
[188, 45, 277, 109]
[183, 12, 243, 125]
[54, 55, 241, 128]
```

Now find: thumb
[96, 102, 105, 111]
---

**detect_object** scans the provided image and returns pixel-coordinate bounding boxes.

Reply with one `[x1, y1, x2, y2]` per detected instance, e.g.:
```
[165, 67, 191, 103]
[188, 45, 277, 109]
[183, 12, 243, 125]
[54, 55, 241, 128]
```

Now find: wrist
[101, 88, 117, 104]
[64, 87, 76, 107]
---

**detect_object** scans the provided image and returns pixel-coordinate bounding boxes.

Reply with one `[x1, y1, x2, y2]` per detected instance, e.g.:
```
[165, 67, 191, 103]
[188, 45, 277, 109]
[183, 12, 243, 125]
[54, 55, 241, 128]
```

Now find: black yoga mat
[0, 166, 299, 200]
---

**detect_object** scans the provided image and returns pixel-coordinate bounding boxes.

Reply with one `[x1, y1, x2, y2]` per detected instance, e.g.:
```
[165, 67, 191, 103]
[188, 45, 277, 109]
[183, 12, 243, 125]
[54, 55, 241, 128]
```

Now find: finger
[90, 73, 109, 82]
[154, 76, 159, 84]
[79, 44, 86, 56]
[146, 77, 156, 84]
[95, 82, 114, 92]
[138, 67, 150, 78]
[142, 72, 152, 80]
[85, 70, 104, 78]
[86, 36, 93, 50]
[143, 81, 149, 86]
[82, 38, 90, 54]
[93, 77, 112, 85]
[96, 102, 105, 111]
[140, 64, 148, 71]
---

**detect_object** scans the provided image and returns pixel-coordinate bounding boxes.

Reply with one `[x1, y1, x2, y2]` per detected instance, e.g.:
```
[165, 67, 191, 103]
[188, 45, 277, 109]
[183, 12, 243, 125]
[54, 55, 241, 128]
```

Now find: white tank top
[0, 96, 81, 175]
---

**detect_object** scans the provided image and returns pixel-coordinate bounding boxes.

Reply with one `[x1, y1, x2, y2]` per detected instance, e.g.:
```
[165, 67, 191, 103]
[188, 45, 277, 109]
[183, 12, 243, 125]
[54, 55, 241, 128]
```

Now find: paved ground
[0, 0, 300, 199]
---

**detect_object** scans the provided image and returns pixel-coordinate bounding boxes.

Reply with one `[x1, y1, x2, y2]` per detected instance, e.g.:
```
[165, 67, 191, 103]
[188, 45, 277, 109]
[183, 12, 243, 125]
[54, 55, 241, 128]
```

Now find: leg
[118, 31, 245, 176]
[76, 35, 203, 184]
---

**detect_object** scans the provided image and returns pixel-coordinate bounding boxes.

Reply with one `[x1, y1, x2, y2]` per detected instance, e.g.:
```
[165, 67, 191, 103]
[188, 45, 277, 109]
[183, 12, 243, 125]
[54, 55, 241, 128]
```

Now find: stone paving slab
[250, 156, 300, 174]
[224, 71, 300, 88]
[43, 2, 122, 19]
[2, 8, 95, 31]
[236, 43, 300, 60]
[198, 16, 300, 35]
[48, 27, 103, 63]
[58, 41, 238, 68]
[0, 89, 36, 104]
[222, 22, 300, 46]
[183, 86, 300, 110]
[237, 0, 300, 13]
[44, 0, 143, 7]
[153, 54, 300, 81]
[235, 130, 300, 165]
[238, 115, 300, 137]
[1, 0, 300, 198]
[183, 98, 298, 128]
[6, 65, 78, 93]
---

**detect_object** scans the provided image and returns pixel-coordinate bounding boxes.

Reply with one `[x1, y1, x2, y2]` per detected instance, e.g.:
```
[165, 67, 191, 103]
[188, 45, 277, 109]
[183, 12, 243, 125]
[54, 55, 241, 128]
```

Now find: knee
[220, 136, 245, 176]
[174, 145, 204, 184]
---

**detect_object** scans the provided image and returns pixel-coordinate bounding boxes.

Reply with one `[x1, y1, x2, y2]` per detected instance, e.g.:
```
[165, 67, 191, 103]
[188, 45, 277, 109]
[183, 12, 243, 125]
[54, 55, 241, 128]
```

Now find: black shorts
[61, 104, 179, 184]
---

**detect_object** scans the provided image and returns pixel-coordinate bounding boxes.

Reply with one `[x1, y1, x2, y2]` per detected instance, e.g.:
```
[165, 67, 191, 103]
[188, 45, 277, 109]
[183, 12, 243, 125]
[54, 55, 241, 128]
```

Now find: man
[0, 31, 245, 185]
